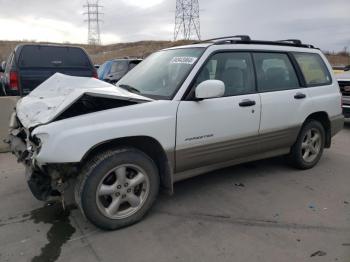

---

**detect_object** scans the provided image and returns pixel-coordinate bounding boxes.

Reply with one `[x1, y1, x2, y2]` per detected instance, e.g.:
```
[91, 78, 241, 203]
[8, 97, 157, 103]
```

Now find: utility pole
[84, 0, 103, 45]
[174, 0, 201, 41]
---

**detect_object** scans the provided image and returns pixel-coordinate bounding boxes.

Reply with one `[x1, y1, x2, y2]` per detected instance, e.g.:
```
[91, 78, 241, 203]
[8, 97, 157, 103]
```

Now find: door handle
[239, 99, 256, 107]
[294, 92, 306, 99]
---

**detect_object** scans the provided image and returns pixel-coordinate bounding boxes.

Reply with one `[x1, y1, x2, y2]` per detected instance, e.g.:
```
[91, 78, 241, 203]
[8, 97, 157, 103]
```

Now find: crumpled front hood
[16, 73, 152, 128]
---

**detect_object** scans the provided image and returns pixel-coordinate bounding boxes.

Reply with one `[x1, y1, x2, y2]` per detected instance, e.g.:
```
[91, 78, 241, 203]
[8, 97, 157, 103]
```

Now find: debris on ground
[344, 201, 349, 205]
[234, 183, 245, 187]
[310, 250, 327, 257]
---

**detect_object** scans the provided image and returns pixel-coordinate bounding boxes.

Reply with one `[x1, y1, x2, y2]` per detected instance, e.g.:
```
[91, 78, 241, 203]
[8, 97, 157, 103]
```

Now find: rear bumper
[330, 114, 345, 137]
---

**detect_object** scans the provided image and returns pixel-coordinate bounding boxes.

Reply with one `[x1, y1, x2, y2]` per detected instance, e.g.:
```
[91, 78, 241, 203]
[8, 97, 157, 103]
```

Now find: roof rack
[197, 35, 251, 43]
[277, 39, 302, 45]
[195, 35, 316, 49]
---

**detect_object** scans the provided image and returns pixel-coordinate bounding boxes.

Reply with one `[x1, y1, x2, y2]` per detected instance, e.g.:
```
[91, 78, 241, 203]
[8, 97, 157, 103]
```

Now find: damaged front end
[6, 73, 152, 202]
[6, 114, 78, 201]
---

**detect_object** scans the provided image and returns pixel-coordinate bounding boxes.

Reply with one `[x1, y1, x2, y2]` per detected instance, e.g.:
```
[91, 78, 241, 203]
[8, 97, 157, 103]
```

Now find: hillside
[0, 40, 349, 66]
[0, 40, 194, 64]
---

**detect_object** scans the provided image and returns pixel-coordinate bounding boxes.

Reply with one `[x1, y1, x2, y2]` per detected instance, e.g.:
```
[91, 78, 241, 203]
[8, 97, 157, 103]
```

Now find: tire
[288, 120, 325, 169]
[76, 147, 160, 230]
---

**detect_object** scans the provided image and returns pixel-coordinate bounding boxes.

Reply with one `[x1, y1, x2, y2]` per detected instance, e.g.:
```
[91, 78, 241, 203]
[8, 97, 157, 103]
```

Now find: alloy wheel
[96, 164, 150, 219]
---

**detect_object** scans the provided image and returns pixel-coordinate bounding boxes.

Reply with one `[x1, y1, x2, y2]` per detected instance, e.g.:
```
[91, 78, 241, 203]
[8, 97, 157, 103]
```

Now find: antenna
[84, 0, 103, 45]
[174, 0, 201, 41]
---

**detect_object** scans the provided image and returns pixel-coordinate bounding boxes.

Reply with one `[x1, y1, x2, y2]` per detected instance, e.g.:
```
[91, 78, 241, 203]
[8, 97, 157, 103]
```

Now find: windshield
[117, 48, 204, 99]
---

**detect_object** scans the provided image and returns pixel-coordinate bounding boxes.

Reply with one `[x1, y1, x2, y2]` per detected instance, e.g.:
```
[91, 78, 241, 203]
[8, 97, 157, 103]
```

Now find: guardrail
[0, 97, 19, 152]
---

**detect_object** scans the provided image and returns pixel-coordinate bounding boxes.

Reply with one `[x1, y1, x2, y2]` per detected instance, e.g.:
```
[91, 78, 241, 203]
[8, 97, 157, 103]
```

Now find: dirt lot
[0, 121, 349, 262]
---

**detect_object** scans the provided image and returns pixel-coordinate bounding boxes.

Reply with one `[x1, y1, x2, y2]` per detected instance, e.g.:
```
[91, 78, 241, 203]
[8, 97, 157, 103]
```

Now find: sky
[0, 0, 349, 51]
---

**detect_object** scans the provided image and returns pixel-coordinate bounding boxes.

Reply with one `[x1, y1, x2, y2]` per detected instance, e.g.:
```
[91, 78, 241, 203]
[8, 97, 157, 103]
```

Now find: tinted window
[253, 53, 300, 92]
[294, 53, 331, 86]
[110, 61, 128, 73]
[19, 46, 91, 68]
[194, 52, 255, 96]
[129, 60, 141, 70]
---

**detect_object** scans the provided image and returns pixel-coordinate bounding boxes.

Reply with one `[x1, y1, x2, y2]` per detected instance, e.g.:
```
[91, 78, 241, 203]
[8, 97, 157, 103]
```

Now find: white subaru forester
[7, 36, 344, 230]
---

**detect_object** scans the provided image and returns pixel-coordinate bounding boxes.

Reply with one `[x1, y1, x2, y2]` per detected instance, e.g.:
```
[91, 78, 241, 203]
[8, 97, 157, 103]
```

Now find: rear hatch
[17, 45, 94, 95]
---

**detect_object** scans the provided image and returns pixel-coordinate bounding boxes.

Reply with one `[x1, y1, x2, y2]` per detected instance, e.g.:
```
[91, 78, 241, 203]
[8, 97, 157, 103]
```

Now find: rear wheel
[288, 120, 325, 169]
[76, 148, 159, 230]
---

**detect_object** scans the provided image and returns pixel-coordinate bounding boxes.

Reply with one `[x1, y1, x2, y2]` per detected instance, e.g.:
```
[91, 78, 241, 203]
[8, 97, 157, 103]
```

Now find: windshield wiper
[118, 84, 141, 94]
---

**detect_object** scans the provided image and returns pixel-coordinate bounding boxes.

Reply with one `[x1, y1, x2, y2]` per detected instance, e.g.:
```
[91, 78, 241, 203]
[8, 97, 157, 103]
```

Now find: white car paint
[16, 73, 152, 128]
[32, 100, 178, 164]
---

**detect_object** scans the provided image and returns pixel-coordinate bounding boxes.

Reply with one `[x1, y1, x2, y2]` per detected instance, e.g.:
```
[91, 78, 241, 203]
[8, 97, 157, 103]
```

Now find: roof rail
[192, 35, 316, 49]
[277, 39, 302, 45]
[197, 35, 251, 44]
[212, 39, 316, 49]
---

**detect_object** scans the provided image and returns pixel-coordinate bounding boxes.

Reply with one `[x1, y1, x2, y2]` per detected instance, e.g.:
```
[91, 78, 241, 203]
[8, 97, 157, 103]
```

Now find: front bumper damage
[6, 114, 77, 201]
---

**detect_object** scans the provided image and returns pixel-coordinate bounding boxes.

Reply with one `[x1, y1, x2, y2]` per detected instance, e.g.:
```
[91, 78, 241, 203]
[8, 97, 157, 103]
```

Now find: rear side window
[19, 46, 91, 68]
[293, 53, 332, 86]
[253, 53, 300, 92]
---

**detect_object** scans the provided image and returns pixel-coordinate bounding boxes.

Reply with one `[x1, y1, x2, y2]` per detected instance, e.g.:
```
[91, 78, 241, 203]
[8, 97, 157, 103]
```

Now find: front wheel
[288, 120, 325, 169]
[76, 148, 160, 230]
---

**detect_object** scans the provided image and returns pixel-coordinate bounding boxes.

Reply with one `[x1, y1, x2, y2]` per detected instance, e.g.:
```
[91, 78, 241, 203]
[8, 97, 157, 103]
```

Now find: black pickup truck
[0, 44, 96, 96]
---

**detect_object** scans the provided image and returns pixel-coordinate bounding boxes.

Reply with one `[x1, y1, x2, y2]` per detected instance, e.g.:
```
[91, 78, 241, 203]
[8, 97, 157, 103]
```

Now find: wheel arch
[303, 111, 331, 148]
[81, 136, 174, 194]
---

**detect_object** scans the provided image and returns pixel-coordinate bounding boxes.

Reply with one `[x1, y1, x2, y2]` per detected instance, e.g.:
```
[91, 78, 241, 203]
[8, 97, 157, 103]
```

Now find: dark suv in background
[98, 58, 142, 84]
[0, 44, 96, 96]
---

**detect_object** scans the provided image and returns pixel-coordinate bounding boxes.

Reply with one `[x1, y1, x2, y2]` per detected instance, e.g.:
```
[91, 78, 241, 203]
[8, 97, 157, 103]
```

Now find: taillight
[9, 71, 19, 91]
[93, 70, 98, 79]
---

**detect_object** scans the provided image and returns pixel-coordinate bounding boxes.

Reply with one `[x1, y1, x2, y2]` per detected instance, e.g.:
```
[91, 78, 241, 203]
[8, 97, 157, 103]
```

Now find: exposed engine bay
[6, 73, 152, 201]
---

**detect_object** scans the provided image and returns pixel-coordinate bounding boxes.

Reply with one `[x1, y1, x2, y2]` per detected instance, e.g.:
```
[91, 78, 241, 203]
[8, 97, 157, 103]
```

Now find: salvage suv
[7, 36, 344, 230]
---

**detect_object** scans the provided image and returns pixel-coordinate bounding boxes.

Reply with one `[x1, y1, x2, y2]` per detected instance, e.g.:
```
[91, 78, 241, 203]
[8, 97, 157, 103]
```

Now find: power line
[83, 0, 103, 45]
[174, 0, 201, 41]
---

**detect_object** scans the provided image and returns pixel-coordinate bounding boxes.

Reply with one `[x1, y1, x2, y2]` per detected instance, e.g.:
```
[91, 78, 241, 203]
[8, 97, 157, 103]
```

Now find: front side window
[253, 53, 300, 92]
[293, 53, 332, 86]
[193, 52, 255, 96]
[118, 48, 204, 100]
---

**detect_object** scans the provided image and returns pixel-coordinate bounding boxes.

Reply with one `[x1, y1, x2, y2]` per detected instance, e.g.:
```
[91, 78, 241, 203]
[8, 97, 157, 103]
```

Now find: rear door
[254, 52, 311, 148]
[176, 52, 261, 173]
[293, 52, 339, 117]
[18, 46, 94, 95]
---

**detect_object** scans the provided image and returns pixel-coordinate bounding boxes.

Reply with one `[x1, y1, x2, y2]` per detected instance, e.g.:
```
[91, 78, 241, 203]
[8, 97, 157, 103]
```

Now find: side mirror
[195, 80, 225, 100]
[345, 65, 350, 72]
[0, 61, 6, 73]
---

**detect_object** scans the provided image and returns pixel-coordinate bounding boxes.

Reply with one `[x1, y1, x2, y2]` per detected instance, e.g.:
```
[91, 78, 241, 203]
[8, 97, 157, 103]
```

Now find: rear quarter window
[293, 53, 332, 86]
[19, 46, 92, 68]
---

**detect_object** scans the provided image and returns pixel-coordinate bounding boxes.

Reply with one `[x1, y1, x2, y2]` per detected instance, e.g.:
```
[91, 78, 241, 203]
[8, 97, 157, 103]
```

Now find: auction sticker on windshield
[170, 56, 198, 64]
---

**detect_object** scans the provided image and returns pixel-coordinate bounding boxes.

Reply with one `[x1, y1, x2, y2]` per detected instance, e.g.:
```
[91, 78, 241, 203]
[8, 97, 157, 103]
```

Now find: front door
[175, 52, 261, 173]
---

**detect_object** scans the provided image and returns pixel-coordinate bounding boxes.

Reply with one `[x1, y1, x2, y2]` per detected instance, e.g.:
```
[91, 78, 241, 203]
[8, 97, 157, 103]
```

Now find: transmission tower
[84, 0, 103, 45]
[174, 0, 201, 41]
